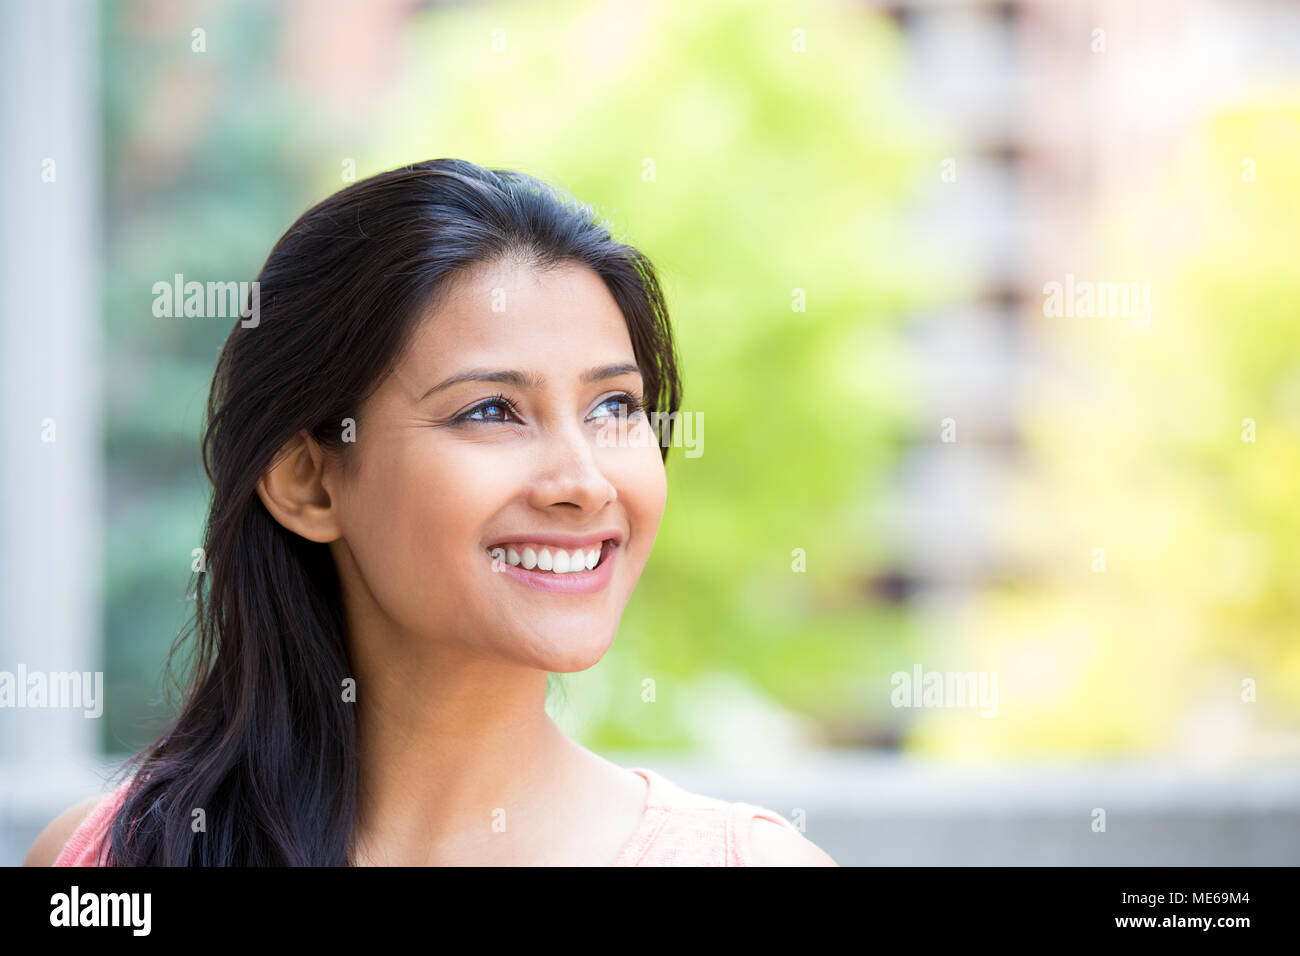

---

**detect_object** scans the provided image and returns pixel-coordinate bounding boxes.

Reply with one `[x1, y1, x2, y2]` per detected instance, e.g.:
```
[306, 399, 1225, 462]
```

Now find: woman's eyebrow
[420, 362, 641, 400]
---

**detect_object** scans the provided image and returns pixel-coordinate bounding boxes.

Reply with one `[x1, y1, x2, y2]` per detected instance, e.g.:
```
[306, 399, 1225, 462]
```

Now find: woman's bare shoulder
[22, 793, 111, 867]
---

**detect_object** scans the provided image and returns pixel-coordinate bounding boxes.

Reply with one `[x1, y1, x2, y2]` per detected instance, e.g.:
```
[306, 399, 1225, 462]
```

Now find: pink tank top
[53, 766, 801, 866]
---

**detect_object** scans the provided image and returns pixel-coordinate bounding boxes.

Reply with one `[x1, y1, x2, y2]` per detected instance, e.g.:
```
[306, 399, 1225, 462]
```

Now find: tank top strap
[616, 767, 800, 866]
[726, 800, 802, 866]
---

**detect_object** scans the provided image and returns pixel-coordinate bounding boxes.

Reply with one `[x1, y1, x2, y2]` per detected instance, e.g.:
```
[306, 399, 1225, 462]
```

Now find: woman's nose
[525, 420, 618, 511]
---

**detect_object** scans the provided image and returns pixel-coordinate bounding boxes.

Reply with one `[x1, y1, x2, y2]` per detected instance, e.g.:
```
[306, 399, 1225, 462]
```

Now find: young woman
[26, 158, 836, 866]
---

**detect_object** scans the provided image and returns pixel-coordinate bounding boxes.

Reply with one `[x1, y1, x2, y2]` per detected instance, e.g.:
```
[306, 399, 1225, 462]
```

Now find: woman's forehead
[405, 264, 633, 367]
[381, 264, 637, 403]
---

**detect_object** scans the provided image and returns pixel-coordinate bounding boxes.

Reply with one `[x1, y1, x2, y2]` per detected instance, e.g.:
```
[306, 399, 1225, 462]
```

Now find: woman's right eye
[454, 394, 521, 425]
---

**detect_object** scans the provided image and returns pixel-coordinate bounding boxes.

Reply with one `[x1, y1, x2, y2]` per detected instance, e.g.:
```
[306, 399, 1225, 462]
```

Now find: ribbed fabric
[52, 766, 800, 866]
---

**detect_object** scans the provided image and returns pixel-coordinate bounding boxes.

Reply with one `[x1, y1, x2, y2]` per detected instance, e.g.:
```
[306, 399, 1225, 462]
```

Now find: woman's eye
[456, 397, 520, 424]
[591, 393, 645, 420]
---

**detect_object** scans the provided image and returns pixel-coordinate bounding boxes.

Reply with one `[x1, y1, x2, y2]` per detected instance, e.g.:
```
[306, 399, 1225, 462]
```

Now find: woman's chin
[524, 628, 618, 674]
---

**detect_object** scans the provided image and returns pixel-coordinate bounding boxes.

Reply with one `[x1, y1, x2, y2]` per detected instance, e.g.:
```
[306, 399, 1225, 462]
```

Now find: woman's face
[325, 259, 667, 672]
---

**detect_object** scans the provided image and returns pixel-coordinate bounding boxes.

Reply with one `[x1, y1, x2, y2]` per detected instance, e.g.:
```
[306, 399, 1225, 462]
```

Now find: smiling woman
[25, 158, 835, 867]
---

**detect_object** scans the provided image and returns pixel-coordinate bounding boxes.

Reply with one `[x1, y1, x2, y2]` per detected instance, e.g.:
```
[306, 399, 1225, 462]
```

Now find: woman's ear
[255, 429, 343, 543]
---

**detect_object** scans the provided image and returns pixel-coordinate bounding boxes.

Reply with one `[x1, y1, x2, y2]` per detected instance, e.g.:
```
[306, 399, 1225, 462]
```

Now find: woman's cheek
[613, 443, 667, 563]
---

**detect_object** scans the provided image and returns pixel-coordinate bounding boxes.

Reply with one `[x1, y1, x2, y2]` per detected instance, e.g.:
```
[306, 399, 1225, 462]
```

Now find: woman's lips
[490, 539, 618, 595]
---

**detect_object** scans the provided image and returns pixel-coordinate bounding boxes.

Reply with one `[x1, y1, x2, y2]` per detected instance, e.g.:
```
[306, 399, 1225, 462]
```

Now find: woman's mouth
[486, 540, 612, 574]
[484, 539, 619, 594]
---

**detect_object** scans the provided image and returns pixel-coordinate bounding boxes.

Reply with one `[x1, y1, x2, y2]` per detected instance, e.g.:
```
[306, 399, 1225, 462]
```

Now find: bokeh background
[3, 0, 1298, 864]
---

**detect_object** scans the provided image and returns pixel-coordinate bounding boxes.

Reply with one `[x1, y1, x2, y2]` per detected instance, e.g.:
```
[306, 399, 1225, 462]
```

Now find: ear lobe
[255, 430, 343, 543]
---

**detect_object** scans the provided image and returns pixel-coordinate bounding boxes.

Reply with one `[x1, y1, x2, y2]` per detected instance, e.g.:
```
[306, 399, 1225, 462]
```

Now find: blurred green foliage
[101, 0, 1297, 764]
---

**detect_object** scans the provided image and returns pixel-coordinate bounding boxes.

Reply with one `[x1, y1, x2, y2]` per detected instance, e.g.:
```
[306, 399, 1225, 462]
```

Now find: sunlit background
[2, 0, 1298, 865]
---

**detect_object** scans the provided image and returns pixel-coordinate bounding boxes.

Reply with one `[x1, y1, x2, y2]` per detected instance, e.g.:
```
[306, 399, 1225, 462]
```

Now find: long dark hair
[106, 158, 681, 865]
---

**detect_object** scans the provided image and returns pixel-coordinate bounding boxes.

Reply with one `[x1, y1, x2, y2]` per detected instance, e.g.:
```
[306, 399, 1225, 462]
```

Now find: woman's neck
[348, 650, 581, 865]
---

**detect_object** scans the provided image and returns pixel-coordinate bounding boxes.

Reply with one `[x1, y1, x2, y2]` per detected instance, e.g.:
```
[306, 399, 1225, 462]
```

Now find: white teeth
[488, 541, 609, 574]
